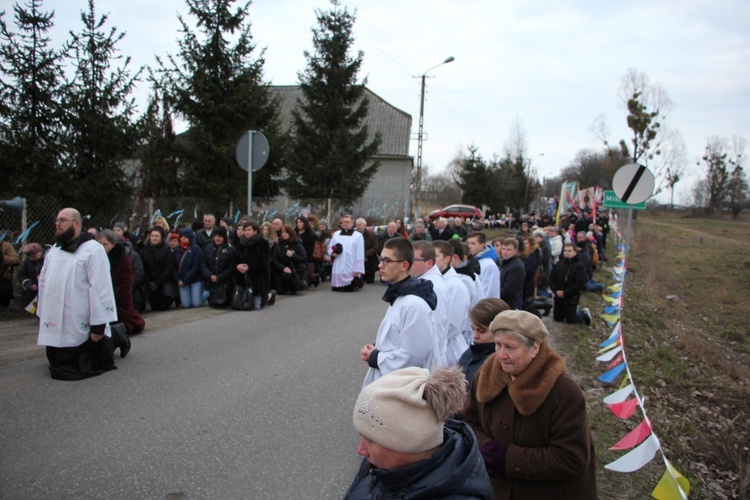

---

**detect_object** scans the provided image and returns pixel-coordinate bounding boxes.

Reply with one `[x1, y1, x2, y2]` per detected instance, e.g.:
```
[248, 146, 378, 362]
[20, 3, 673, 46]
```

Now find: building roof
[268, 85, 412, 158]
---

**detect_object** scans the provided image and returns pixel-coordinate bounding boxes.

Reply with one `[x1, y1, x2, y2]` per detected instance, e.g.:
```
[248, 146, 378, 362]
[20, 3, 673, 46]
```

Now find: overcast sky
[42, 0, 750, 204]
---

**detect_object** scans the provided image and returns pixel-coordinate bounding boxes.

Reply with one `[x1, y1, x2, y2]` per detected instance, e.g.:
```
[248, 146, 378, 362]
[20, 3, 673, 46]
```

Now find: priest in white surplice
[327, 214, 365, 292]
[37, 208, 124, 380]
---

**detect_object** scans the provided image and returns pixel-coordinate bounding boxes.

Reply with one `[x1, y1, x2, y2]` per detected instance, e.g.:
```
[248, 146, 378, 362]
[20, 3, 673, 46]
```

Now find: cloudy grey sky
[45, 0, 750, 203]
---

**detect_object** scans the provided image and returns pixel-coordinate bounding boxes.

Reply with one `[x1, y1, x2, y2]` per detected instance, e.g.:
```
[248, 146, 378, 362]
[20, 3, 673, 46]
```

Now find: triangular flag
[618, 373, 631, 390]
[600, 331, 621, 348]
[608, 283, 622, 292]
[603, 384, 634, 404]
[652, 460, 691, 500]
[603, 294, 619, 304]
[598, 362, 627, 383]
[607, 398, 639, 419]
[597, 340, 621, 355]
[610, 420, 652, 451]
[607, 353, 624, 369]
[605, 304, 620, 314]
[604, 433, 659, 472]
[611, 290, 622, 298]
[597, 345, 622, 361]
[601, 313, 620, 325]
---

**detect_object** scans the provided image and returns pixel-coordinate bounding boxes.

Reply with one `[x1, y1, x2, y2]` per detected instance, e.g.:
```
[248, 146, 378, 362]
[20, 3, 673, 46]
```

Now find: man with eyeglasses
[360, 238, 438, 387]
[37, 208, 124, 380]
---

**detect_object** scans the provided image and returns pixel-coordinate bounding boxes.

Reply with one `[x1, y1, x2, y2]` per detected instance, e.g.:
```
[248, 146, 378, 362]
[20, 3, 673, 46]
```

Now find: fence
[0, 194, 412, 249]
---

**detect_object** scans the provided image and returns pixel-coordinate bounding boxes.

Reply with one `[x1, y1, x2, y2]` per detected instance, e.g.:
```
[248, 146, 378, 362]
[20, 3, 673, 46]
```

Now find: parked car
[427, 204, 483, 222]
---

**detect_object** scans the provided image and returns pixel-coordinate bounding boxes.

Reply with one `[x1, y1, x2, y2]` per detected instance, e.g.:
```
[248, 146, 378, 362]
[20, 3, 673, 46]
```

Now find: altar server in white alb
[360, 238, 438, 387]
[328, 214, 365, 292]
[432, 240, 471, 363]
[37, 208, 127, 380]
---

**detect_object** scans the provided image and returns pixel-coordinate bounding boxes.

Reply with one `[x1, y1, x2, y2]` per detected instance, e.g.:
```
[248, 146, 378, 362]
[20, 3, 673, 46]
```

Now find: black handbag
[232, 276, 254, 311]
[209, 283, 231, 308]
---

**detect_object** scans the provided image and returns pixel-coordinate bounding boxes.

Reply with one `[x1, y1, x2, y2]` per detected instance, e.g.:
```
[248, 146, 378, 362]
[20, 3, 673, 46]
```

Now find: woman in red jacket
[98, 229, 145, 334]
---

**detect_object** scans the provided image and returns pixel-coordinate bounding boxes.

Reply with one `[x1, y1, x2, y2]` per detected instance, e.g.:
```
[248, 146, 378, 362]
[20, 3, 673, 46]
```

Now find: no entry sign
[612, 163, 655, 205]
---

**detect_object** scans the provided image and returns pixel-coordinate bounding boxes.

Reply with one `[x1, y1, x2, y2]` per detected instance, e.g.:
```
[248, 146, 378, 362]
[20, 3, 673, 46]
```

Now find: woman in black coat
[232, 221, 271, 309]
[201, 226, 236, 307]
[138, 227, 176, 311]
[550, 242, 590, 325]
[272, 225, 308, 295]
[295, 215, 320, 286]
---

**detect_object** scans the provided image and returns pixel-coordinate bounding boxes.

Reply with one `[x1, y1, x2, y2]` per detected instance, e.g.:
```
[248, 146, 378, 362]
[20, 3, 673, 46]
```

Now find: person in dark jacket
[520, 235, 541, 304]
[98, 230, 145, 334]
[295, 216, 320, 287]
[201, 226, 236, 307]
[355, 217, 379, 284]
[345, 366, 492, 499]
[233, 221, 272, 309]
[138, 227, 176, 311]
[173, 227, 207, 308]
[429, 217, 455, 241]
[533, 229, 552, 297]
[272, 225, 308, 295]
[550, 242, 591, 325]
[458, 298, 510, 391]
[17, 243, 46, 308]
[498, 238, 524, 310]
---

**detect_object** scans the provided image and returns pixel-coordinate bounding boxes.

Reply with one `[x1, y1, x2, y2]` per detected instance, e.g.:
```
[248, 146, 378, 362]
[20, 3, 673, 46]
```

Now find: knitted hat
[489, 310, 549, 343]
[213, 226, 228, 241]
[179, 227, 195, 242]
[415, 220, 425, 229]
[353, 367, 465, 454]
[22, 243, 43, 255]
[169, 231, 179, 240]
[319, 218, 329, 227]
[221, 217, 233, 227]
[113, 221, 126, 231]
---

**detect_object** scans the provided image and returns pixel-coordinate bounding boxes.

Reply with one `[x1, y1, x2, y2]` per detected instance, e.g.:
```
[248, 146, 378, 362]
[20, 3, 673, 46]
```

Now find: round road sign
[612, 163, 655, 205]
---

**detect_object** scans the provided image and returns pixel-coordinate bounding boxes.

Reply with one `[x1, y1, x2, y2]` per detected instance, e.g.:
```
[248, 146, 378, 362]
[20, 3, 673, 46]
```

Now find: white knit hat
[353, 367, 449, 454]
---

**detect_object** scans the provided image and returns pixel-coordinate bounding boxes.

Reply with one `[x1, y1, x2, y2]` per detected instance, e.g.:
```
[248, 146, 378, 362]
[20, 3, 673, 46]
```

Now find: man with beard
[355, 218, 379, 284]
[328, 215, 365, 292]
[37, 208, 124, 380]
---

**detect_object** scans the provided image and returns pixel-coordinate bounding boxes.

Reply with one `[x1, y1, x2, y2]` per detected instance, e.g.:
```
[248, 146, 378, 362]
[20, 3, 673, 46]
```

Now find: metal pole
[247, 131, 253, 216]
[625, 207, 633, 258]
[415, 74, 426, 219]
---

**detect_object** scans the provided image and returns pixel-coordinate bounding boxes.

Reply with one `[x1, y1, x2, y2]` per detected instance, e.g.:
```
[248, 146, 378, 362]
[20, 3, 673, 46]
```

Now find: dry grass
[552, 213, 750, 499]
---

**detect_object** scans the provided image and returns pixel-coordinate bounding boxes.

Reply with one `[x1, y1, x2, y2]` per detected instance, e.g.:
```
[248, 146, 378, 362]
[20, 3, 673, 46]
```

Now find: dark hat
[221, 217, 233, 227]
[213, 226, 228, 241]
[179, 227, 195, 242]
[113, 221, 126, 230]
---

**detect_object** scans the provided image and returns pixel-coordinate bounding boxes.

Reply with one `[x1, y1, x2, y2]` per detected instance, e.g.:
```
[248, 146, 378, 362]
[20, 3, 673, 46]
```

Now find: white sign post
[235, 130, 270, 215]
[612, 163, 655, 256]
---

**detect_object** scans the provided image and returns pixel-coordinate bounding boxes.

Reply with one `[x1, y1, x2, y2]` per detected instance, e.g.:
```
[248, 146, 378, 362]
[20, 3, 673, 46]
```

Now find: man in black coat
[430, 217, 455, 241]
[498, 237, 524, 310]
[356, 218, 379, 284]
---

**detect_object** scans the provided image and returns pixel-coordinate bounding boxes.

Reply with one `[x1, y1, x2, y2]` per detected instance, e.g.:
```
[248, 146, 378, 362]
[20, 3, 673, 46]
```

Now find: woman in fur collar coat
[462, 310, 597, 499]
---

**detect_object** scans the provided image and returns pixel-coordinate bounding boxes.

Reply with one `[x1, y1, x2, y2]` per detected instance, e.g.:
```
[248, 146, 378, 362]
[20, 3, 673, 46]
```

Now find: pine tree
[285, 5, 381, 207]
[0, 0, 67, 198]
[62, 0, 142, 210]
[156, 0, 284, 206]
[135, 87, 181, 198]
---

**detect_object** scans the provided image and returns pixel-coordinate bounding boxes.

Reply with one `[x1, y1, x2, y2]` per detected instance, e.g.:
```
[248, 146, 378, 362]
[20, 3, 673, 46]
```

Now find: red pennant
[610, 420, 653, 451]
[607, 398, 639, 419]
[608, 353, 624, 369]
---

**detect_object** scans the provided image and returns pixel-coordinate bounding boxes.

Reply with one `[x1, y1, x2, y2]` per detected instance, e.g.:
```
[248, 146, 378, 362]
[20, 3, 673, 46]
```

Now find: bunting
[595, 216, 690, 499]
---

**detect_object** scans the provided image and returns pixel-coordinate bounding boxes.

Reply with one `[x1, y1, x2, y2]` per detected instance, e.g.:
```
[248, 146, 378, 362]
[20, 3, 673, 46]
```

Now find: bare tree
[503, 116, 528, 162]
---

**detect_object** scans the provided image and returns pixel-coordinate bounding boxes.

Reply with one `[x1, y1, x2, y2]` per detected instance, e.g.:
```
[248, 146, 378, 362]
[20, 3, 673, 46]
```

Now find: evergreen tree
[285, 5, 381, 207]
[156, 0, 284, 206]
[0, 0, 67, 197]
[62, 0, 142, 209]
[135, 87, 181, 198]
[455, 146, 497, 209]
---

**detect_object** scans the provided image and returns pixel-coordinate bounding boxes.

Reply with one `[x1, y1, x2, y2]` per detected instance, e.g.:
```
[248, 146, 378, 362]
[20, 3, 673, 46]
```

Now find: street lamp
[414, 56, 455, 219]
[524, 153, 544, 212]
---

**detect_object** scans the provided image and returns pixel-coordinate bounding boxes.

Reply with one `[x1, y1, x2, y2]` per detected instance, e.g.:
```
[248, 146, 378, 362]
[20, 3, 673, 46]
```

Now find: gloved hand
[480, 440, 509, 478]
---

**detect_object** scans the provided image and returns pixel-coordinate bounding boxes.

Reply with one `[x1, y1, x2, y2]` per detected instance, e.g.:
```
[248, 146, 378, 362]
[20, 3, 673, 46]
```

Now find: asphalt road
[0, 281, 388, 499]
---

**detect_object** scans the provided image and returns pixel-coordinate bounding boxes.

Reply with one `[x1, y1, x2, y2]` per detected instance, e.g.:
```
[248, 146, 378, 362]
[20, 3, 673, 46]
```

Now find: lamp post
[414, 56, 455, 219]
[524, 153, 544, 213]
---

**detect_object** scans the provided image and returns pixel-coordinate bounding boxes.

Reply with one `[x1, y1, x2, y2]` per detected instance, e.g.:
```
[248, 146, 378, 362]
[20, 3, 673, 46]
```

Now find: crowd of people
[2, 204, 608, 497]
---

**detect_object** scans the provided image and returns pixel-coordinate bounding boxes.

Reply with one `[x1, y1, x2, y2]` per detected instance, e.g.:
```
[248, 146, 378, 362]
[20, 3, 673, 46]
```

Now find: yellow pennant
[652, 460, 690, 499]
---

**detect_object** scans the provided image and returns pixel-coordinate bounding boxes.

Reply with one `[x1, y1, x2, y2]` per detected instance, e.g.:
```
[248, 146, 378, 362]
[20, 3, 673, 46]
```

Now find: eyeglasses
[378, 256, 405, 265]
[55, 217, 72, 224]
[413, 258, 427, 262]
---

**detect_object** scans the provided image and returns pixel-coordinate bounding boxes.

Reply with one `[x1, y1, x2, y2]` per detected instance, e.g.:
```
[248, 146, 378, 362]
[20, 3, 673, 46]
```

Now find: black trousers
[553, 300, 585, 324]
[45, 336, 116, 380]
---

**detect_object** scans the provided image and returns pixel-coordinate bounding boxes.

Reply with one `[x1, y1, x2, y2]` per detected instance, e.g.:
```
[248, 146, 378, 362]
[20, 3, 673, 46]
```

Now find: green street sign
[603, 190, 646, 210]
